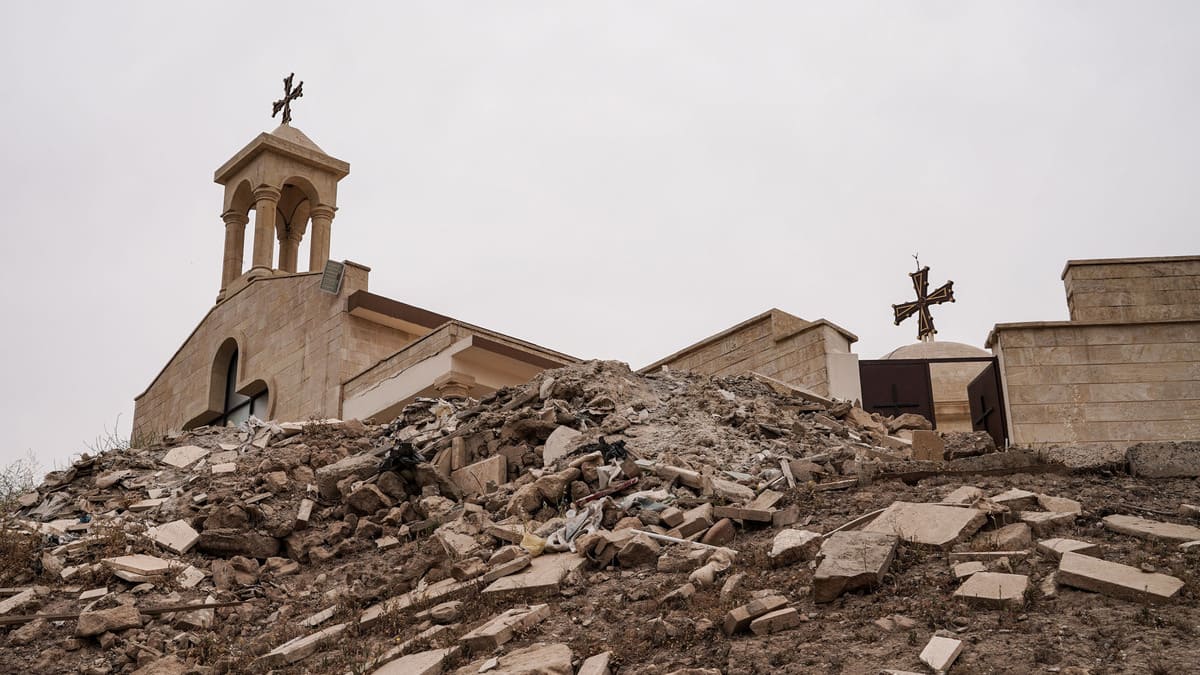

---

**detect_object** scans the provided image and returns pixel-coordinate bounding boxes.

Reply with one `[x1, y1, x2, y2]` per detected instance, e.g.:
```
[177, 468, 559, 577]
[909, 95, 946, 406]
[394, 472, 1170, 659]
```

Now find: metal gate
[859, 356, 1008, 448]
[858, 360, 937, 427]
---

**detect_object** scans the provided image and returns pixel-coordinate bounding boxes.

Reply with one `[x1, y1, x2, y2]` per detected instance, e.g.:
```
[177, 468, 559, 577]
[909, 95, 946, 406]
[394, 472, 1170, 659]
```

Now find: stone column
[219, 210, 249, 293]
[434, 371, 476, 400]
[250, 186, 281, 273]
[277, 226, 302, 273]
[308, 204, 335, 272]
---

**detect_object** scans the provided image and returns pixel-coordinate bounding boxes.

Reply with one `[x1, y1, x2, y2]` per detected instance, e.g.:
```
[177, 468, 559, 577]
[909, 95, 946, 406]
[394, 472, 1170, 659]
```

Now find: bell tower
[212, 75, 350, 302]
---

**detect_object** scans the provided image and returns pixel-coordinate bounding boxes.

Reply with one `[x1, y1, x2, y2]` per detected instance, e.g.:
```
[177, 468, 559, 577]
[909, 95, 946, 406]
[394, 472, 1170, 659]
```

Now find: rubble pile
[1, 360, 1198, 674]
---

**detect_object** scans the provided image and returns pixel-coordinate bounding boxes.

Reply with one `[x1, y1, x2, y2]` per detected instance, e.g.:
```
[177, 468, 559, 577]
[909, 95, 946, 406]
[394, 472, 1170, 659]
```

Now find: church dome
[881, 340, 989, 360]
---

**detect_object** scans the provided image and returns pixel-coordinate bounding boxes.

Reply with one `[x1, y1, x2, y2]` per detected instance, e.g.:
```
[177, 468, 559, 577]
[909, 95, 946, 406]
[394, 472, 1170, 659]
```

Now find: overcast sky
[2, 2, 1197, 470]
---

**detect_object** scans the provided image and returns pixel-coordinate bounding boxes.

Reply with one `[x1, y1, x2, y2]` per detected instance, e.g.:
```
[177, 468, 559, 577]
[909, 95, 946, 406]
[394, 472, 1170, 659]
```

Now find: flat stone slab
[372, 646, 459, 675]
[862, 501, 986, 549]
[1127, 441, 1200, 478]
[261, 622, 349, 666]
[953, 561, 986, 579]
[1037, 494, 1082, 514]
[768, 529, 821, 566]
[940, 486, 982, 505]
[972, 523, 1032, 551]
[953, 572, 1029, 609]
[722, 595, 788, 635]
[920, 636, 963, 672]
[481, 553, 586, 598]
[543, 426, 582, 467]
[948, 550, 1031, 563]
[460, 604, 550, 651]
[102, 554, 174, 576]
[749, 607, 802, 635]
[1058, 551, 1184, 604]
[1103, 515, 1200, 543]
[990, 488, 1039, 511]
[451, 455, 507, 496]
[813, 531, 898, 603]
[577, 651, 612, 675]
[161, 445, 209, 468]
[148, 519, 199, 554]
[455, 642, 573, 675]
[1019, 511, 1076, 536]
[1037, 538, 1101, 561]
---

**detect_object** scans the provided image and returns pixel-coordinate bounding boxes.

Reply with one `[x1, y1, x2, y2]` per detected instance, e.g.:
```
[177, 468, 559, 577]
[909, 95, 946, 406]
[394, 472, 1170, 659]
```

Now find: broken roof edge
[342, 317, 582, 391]
[134, 270, 325, 401]
[984, 317, 1200, 349]
[1060, 254, 1200, 280]
[638, 308, 858, 374]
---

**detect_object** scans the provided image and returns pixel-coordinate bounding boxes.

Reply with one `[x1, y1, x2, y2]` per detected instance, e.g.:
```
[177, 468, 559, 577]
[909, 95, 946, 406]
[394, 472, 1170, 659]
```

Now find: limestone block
[1019, 511, 1076, 536]
[161, 445, 209, 468]
[1057, 552, 1184, 604]
[972, 523, 1032, 552]
[862, 501, 986, 550]
[990, 488, 1039, 512]
[953, 572, 1029, 609]
[768, 529, 822, 566]
[577, 651, 612, 675]
[102, 554, 174, 576]
[460, 604, 550, 651]
[458, 643, 573, 675]
[148, 520, 200, 555]
[1037, 538, 1101, 561]
[451, 455, 507, 496]
[261, 622, 349, 666]
[76, 604, 143, 637]
[542, 426, 582, 467]
[481, 553, 586, 599]
[953, 561, 986, 579]
[749, 607, 803, 635]
[919, 636, 963, 672]
[372, 646, 459, 675]
[1036, 494, 1082, 514]
[813, 531, 898, 603]
[722, 595, 788, 635]
[1102, 514, 1200, 543]
[911, 430, 945, 462]
[940, 486, 982, 505]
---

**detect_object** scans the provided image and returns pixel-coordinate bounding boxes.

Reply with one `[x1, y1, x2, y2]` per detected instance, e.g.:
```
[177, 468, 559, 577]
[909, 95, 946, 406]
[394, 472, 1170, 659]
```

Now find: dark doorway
[858, 361, 937, 427]
[968, 361, 1008, 448]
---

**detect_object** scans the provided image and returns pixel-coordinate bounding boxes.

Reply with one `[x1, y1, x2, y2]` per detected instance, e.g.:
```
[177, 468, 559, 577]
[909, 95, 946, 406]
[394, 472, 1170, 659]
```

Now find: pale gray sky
[2, 2, 1197, 470]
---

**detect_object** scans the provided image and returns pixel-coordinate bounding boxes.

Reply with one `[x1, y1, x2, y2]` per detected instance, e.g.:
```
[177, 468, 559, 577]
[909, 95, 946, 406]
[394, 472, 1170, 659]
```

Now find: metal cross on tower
[892, 263, 955, 340]
[271, 73, 304, 125]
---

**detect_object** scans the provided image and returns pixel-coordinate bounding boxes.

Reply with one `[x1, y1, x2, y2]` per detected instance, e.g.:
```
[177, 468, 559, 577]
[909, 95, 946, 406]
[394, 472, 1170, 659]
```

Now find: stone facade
[988, 255, 1200, 449]
[640, 309, 862, 401]
[133, 123, 578, 439]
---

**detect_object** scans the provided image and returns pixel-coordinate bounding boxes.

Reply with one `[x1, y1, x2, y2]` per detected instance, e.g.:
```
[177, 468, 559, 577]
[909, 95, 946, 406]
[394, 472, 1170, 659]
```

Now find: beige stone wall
[644, 311, 856, 397]
[1063, 256, 1200, 323]
[343, 324, 464, 400]
[133, 268, 408, 438]
[991, 320, 1200, 448]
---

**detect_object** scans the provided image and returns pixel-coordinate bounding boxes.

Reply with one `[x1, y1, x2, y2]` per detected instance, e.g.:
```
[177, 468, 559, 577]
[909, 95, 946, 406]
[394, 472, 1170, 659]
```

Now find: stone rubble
[0, 360, 1195, 673]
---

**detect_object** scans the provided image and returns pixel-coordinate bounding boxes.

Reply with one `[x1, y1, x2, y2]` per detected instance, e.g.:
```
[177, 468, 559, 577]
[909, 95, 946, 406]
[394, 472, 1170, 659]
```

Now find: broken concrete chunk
[919, 636, 963, 673]
[542, 426, 582, 467]
[76, 604, 143, 637]
[953, 572, 1029, 609]
[148, 519, 200, 555]
[972, 523, 1032, 551]
[862, 501, 986, 550]
[79, 587, 108, 601]
[768, 529, 821, 566]
[1102, 514, 1200, 543]
[460, 603, 550, 651]
[315, 454, 379, 501]
[952, 561, 986, 579]
[1057, 552, 1184, 604]
[813, 531, 898, 603]
[708, 477, 755, 503]
[161, 445, 209, 468]
[347, 484, 394, 515]
[0, 588, 37, 615]
[459, 642, 573, 675]
[211, 462, 237, 474]
[1036, 538, 1101, 561]
[128, 498, 167, 512]
[1127, 441, 1200, 478]
[261, 622, 349, 666]
[911, 430, 945, 462]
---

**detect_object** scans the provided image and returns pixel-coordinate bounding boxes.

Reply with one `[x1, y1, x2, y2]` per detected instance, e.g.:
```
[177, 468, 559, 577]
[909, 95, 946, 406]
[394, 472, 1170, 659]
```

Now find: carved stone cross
[272, 73, 304, 125]
[892, 266, 955, 340]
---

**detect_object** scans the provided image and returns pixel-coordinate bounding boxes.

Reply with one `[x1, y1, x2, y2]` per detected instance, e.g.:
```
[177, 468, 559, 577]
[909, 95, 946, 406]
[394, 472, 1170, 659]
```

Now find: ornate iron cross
[892, 265, 955, 340]
[272, 73, 304, 125]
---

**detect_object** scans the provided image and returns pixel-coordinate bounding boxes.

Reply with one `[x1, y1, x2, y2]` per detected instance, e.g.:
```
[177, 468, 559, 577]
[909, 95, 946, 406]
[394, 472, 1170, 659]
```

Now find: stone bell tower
[212, 99, 350, 302]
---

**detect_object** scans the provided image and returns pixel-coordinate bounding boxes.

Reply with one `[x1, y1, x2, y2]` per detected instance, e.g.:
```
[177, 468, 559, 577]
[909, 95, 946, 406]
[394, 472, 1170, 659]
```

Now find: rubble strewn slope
[2, 360, 1198, 674]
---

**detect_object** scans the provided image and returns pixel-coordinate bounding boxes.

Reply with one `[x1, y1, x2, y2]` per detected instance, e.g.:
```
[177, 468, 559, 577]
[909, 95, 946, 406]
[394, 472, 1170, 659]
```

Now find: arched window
[219, 349, 268, 426]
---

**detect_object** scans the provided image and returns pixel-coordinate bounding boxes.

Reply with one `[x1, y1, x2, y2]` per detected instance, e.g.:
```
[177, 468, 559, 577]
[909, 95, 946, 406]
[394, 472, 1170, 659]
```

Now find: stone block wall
[1063, 256, 1200, 323]
[133, 267, 408, 439]
[990, 320, 1200, 448]
[642, 309, 860, 399]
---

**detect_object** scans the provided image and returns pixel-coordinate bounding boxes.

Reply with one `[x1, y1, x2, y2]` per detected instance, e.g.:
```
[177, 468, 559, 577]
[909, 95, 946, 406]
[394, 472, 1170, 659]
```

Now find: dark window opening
[218, 350, 268, 426]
